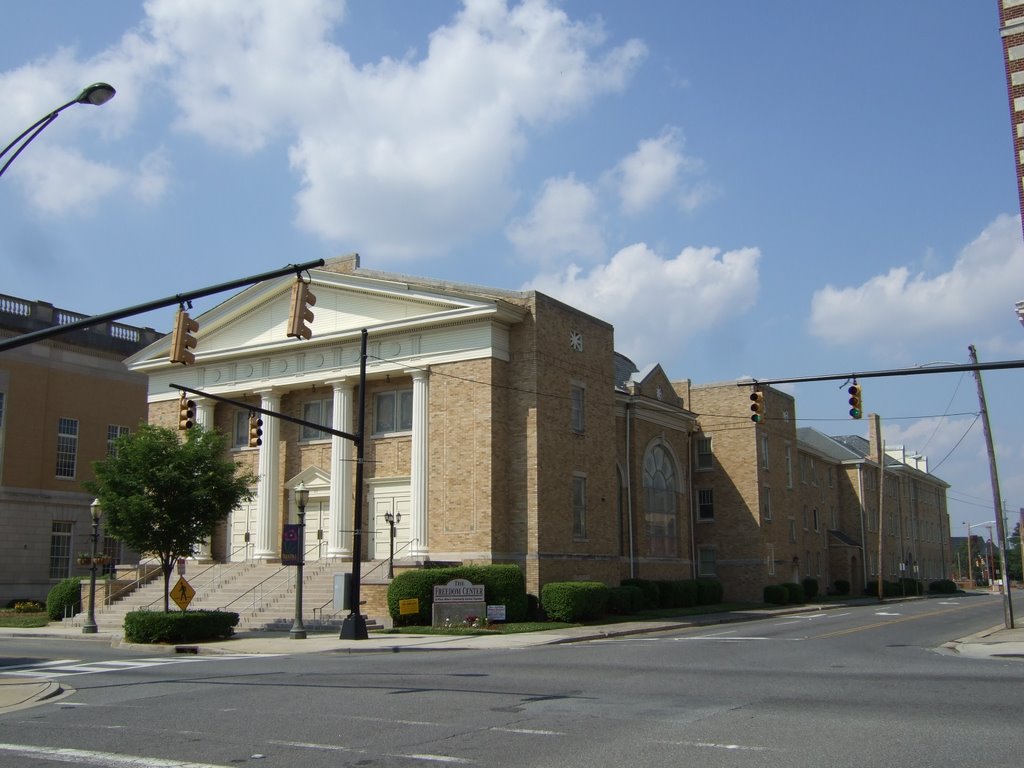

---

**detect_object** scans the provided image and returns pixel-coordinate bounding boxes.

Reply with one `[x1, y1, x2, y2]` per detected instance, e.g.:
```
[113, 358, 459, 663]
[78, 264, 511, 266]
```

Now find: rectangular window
[762, 487, 772, 521]
[301, 399, 332, 440]
[572, 475, 587, 539]
[55, 417, 78, 479]
[570, 385, 585, 433]
[828, 466, 834, 488]
[760, 434, 769, 469]
[802, 505, 808, 530]
[789, 519, 797, 543]
[233, 411, 250, 448]
[374, 390, 413, 434]
[767, 544, 776, 576]
[106, 425, 130, 456]
[813, 508, 819, 532]
[697, 489, 714, 521]
[799, 454, 808, 484]
[698, 547, 716, 577]
[695, 436, 713, 469]
[785, 446, 793, 489]
[49, 521, 73, 580]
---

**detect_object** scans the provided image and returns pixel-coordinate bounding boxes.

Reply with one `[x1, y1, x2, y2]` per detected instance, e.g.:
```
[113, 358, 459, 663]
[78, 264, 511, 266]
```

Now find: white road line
[875, 612, 901, 616]
[657, 740, 768, 752]
[0, 655, 277, 679]
[272, 741, 474, 764]
[490, 727, 565, 736]
[0, 742, 232, 767]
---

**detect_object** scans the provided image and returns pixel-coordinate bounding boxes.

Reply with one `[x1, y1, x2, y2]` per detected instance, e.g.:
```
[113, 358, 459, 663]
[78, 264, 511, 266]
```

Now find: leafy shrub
[833, 579, 850, 595]
[864, 580, 903, 597]
[46, 577, 83, 621]
[929, 579, 957, 594]
[540, 582, 609, 622]
[781, 582, 805, 604]
[387, 565, 528, 626]
[899, 578, 923, 596]
[14, 601, 44, 613]
[801, 578, 819, 600]
[764, 584, 788, 605]
[695, 579, 723, 605]
[123, 610, 239, 643]
[620, 578, 659, 610]
[607, 585, 644, 615]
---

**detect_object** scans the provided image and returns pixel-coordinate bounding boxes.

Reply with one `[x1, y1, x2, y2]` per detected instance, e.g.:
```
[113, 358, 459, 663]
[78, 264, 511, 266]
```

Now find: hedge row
[540, 582, 608, 622]
[620, 578, 723, 610]
[123, 610, 239, 643]
[387, 564, 528, 626]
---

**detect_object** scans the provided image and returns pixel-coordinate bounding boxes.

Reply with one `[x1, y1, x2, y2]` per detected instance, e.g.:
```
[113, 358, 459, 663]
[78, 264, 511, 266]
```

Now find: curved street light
[0, 82, 116, 179]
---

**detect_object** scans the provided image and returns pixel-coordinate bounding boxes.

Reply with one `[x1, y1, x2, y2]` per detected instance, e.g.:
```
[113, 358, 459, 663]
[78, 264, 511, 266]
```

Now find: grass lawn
[0, 611, 50, 628]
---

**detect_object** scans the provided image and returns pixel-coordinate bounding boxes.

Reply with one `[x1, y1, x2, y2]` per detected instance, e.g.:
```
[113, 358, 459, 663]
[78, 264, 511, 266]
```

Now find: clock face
[569, 330, 583, 352]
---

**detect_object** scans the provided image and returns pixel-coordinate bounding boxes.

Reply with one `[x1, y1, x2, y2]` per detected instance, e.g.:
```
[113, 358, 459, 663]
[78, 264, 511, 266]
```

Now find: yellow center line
[812, 602, 982, 640]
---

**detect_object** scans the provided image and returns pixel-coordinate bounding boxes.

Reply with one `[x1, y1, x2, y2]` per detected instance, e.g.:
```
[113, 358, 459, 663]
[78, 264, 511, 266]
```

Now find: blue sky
[2, 1, 1022, 538]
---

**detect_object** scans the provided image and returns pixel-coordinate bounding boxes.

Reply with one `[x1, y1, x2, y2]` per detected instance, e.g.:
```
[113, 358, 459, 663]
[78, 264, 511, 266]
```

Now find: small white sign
[486, 604, 506, 622]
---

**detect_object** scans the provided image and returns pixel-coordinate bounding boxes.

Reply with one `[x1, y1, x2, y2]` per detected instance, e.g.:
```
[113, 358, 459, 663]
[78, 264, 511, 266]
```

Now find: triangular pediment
[127, 268, 518, 368]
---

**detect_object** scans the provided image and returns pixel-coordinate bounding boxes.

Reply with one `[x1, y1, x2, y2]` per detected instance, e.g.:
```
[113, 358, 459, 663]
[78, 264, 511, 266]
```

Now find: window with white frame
[789, 519, 797, 543]
[698, 547, 716, 577]
[302, 398, 333, 440]
[697, 489, 714, 521]
[766, 543, 776, 576]
[802, 505, 808, 530]
[49, 521, 73, 579]
[762, 486, 772, 521]
[572, 474, 587, 539]
[233, 411, 251, 448]
[760, 433, 769, 469]
[570, 384, 585, 433]
[55, 417, 78, 479]
[106, 425, 130, 456]
[785, 445, 793, 488]
[813, 507, 819, 532]
[695, 436, 713, 469]
[374, 389, 412, 434]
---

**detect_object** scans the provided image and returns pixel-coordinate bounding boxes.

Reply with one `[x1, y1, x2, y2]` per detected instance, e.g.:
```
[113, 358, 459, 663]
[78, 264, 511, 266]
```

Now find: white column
[254, 390, 281, 560]
[409, 369, 429, 557]
[328, 379, 353, 558]
[194, 399, 215, 561]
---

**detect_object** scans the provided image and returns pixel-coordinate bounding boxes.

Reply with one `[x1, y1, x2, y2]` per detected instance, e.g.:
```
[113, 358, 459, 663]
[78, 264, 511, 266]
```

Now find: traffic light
[169, 309, 199, 365]
[178, 392, 195, 430]
[848, 382, 863, 419]
[287, 279, 316, 340]
[750, 389, 765, 423]
[248, 413, 263, 448]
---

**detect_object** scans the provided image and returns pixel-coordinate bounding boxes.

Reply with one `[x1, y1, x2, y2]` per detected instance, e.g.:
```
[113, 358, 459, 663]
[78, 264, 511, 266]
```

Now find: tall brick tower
[1000, 1, 1024, 239]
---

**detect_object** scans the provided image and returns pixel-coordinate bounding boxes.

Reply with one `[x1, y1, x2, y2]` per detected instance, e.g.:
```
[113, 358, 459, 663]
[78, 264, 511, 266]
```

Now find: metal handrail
[311, 538, 419, 626]
[219, 540, 321, 614]
[136, 542, 256, 611]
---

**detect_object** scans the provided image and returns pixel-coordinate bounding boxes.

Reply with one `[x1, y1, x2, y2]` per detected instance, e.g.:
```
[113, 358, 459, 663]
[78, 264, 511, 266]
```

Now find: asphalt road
[0, 594, 1017, 768]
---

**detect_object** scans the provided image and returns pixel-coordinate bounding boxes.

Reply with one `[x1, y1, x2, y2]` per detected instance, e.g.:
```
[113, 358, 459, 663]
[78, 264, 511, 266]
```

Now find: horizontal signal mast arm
[738, 358, 1024, 386]
[169, 383, 360, 444]
[0, 259, 325, 354]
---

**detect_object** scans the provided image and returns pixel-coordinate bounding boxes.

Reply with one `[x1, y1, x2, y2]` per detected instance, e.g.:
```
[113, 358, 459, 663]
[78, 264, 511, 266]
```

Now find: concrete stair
[70, 558, 391, 633]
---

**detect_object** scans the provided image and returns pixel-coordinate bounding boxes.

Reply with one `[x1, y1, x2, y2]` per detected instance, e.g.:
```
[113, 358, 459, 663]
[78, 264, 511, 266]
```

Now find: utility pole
[872, 413, 885, 601]
[968, 345, 1015, 628]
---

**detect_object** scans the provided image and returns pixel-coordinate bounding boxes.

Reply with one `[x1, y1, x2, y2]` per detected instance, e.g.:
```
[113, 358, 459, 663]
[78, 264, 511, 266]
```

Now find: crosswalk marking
[0, 654, 271, 679]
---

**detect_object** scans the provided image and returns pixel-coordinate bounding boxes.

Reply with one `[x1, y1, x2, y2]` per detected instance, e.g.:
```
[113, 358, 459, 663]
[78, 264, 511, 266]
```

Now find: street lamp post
[290, 482, 309, 640]
[384, 510, 401, 578]
[0, 83, 116, 178]
[82, 499, 102, 634]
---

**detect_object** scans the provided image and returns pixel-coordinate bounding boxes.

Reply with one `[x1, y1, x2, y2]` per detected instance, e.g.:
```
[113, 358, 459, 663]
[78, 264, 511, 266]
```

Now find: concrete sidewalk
[3, 600, 1022, 714]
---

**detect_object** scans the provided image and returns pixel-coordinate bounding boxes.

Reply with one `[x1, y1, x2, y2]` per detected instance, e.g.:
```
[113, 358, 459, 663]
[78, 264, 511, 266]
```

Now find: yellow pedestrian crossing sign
[171, 576, 196, 611]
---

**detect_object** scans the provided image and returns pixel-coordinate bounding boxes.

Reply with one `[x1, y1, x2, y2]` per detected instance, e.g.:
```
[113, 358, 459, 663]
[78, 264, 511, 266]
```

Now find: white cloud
[809, 214, 1024, 345]
[132, 149, 172, 204]
[611, 127, 713, 215]
[528, 241, 760, 364]
[506, 175, 604, 263]
[2, 0, 646, 256]
[16, 145, 126, 214]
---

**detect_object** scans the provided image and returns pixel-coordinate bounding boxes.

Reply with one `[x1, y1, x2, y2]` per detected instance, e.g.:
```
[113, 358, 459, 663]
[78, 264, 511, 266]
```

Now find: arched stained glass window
[643, 443, 678, 557]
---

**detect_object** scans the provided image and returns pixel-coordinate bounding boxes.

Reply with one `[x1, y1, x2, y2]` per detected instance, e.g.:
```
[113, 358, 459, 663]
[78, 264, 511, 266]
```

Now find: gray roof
[796, 427, 863, 462]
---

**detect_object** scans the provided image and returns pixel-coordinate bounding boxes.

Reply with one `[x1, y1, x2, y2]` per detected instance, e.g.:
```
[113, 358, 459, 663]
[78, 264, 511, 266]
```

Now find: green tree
[85, 424, 256, 612]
